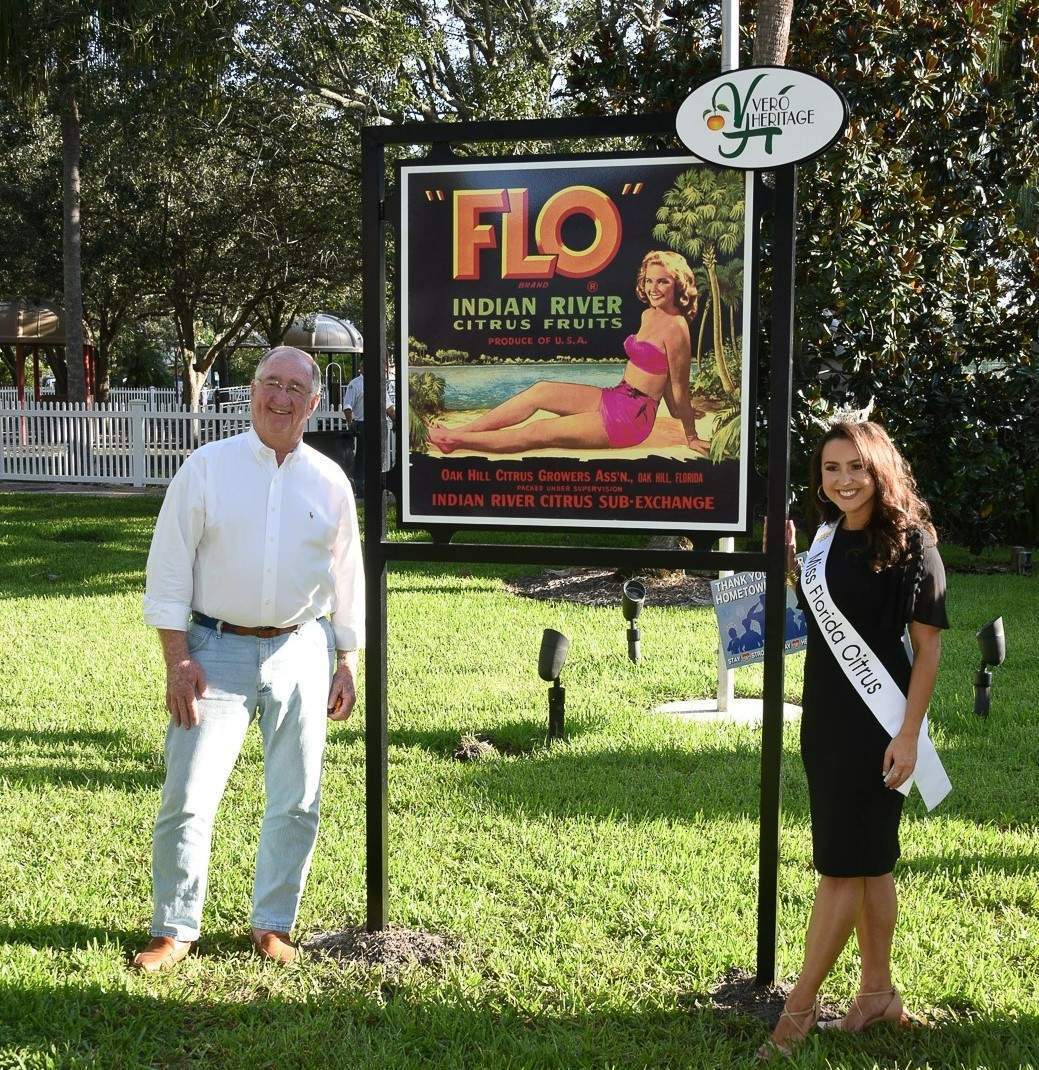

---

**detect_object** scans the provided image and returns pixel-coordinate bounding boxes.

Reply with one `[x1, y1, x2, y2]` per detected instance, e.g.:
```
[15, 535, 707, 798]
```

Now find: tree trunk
[96, 335, 111, 401]
[61, 86, 87, 403]
[696, 297, 710, 373]
[94, 307, 128, 402]
[184, 357, 206, 411]
[0, 343, 15, 382]
[46, 346, 69, 399]
[170, 303, 198, 410]
[753, 0, 795, 65]
[705, 250, 735, 393]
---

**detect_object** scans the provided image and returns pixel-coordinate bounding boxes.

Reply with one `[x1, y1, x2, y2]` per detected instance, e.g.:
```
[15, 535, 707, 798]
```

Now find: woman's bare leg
[836, 872, 899, 1023]
[768, 876, 864, 1046]
[448, 381, 603, 433]
[431, 410, 610, 455]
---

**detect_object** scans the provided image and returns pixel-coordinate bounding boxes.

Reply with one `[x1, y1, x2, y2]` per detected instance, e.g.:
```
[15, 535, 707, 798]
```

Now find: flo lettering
[453, 186, 622, 281]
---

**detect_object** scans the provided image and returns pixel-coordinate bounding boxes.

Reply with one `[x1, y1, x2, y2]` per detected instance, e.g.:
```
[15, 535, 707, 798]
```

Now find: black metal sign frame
[394, 148, 756, 536]
[361, 113, 796, 986]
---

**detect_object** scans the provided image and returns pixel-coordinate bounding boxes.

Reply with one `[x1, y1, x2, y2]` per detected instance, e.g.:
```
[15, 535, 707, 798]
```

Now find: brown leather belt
[193, 613, 300, 639]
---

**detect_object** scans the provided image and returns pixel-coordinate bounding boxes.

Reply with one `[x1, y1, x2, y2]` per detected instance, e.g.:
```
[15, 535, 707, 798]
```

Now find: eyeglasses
[255, 375, 313, 399]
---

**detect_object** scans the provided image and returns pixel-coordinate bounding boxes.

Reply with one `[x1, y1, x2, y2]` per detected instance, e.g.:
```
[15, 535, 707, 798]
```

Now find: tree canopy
[0, 0, 1035, 538]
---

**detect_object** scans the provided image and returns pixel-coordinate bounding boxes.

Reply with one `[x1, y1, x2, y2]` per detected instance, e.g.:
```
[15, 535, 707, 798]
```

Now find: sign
[398, 155, 755, 532]
[711, 556, 808, 669]
[677, 66, 849, 170]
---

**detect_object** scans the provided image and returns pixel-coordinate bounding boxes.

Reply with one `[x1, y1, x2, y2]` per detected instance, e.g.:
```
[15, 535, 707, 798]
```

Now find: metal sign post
[360, 112, 802, 985]
[756, 163, 797, 983]
[361, 128, 389, 930]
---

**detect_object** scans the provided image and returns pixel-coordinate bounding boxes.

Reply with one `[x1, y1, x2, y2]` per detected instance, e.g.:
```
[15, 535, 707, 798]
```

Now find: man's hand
[158, 628, 207, 729]
[327, 652, 358, 721]
[166, 657, 207, 729]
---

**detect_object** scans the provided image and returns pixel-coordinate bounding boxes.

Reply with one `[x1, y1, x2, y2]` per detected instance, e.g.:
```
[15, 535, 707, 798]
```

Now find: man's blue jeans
[150, 618, 334, 941]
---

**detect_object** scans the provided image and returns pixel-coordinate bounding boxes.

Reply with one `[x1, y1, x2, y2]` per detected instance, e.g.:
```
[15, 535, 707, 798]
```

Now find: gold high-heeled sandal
[756, 998, 820, 1059]
[818, 987, 906, 1033]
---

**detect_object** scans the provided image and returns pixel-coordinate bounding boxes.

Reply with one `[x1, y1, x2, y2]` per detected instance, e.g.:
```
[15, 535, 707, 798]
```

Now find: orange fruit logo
[706, 113, 725, 131]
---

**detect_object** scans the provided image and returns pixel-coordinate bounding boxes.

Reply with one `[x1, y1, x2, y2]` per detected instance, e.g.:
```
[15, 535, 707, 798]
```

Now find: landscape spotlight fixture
[538, 628, 570, 740]
[973, 617, 1006, 718]
[621, 579, 646, 663]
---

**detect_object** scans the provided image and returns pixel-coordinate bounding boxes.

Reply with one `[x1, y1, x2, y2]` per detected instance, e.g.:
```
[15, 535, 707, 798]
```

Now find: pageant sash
[801, 523, 952, 811]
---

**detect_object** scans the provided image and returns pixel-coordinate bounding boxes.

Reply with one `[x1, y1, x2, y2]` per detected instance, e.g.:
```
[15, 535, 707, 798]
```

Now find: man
[134, 346, 364, 971]
[342, 356, 397, 497]
[341, 364, 365, 496]
[383, 356, 397, 476]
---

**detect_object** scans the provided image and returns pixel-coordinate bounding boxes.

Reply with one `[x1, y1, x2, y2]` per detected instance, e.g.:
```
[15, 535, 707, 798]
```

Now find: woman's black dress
[796, 525, 949, 877]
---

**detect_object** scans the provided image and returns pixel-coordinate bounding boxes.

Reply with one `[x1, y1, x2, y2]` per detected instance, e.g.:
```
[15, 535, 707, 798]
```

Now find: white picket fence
[107, 386, 180, 405]
[0, 386, 180, 407]
[0, 401, 357, 487]
[0, 385, 335, 411]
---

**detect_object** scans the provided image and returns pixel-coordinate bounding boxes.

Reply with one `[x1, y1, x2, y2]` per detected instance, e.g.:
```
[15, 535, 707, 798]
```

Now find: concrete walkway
[0, 479, 165, 497]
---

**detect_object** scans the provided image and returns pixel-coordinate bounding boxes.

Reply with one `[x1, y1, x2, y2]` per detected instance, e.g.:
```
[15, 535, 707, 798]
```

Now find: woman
[427, 250, 711, 455]
[760, 420, 950, 1059]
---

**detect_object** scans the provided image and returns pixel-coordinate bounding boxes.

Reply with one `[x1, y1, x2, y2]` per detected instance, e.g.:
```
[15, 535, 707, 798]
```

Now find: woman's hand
[763, 518, 797, 573]
[882, 732, 918, 790]
[686, 432, 710, 455]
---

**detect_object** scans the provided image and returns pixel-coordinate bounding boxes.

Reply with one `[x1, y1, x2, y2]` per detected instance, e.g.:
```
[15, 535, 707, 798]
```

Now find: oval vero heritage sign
[676, 66, 849, 170]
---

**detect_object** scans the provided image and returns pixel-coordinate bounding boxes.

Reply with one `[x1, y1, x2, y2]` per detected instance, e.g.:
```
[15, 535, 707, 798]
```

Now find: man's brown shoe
[131, 936, 192, 972]
[250, 929, 299, 964]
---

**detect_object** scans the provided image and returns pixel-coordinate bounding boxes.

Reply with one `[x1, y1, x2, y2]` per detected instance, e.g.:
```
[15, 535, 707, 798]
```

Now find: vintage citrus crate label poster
[399, 155, 753, 532]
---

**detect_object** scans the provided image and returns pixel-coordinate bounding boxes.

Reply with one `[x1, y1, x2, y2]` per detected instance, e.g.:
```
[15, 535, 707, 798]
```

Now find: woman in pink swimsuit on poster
[427, 250, 711, 456]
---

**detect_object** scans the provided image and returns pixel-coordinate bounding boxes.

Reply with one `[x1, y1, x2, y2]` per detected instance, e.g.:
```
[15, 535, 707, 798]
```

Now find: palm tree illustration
[653, 169, 744, 395]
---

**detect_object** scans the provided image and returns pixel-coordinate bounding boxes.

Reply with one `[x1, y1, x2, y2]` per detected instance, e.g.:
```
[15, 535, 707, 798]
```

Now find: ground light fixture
[621, 579, 646, 663]
[973, 617, 1006, 718]
[538, 628, 570, 740]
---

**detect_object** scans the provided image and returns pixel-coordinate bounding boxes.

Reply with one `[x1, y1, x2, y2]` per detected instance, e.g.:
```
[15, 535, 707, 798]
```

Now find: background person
[342, 363, 365, 495]
[134, 345, 364, 972]
[759, 420, 949, 1057]
[343, 356, 397, 495]
[427, 250, 710, 456]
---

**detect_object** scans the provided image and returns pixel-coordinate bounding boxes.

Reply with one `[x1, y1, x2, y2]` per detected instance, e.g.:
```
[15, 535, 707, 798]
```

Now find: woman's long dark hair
[809, 421, 937, 570]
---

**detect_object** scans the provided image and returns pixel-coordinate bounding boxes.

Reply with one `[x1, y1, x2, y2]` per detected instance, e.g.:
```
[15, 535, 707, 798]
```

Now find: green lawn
[0, 491, 1036, 1069]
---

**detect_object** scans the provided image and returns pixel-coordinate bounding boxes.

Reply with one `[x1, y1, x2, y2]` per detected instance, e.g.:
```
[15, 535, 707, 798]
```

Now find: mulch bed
[506, 566, 714, 608]
[306, 925, 457, 973]
[684, 967, 841, 1027]
[452, 733, 499, 762]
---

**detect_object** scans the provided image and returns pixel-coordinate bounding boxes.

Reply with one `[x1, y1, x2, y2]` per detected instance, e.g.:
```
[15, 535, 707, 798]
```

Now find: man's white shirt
[143, 428, 364, 650]
[342, 374, 363, 419]
[342, 374, 395, 421]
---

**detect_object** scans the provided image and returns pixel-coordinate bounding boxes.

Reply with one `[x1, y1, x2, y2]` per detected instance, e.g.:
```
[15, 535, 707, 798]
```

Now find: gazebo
[0, 302, 96, 403]
[280, 312, 363, 357]
[236, 313, 363, 407]
[280, 313, 364, 400]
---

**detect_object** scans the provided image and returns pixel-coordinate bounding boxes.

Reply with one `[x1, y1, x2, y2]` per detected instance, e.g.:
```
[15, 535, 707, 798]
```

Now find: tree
[564, 0, 1039, 544]
[232, 0, 592, 125]
[79, 97, 165, 399]
[0, 98, 62, 306]
[114, 67, 360, 408]
[653, 168, 745, 394]
[0, 1, 123, 401]
[0, 1, 237, 401]
[109, 320, 174, 387]
[753, 0, 794, 64]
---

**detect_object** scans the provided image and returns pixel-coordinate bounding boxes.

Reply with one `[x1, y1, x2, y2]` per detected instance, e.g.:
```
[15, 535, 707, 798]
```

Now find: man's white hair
[254, 346, 321, 397]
